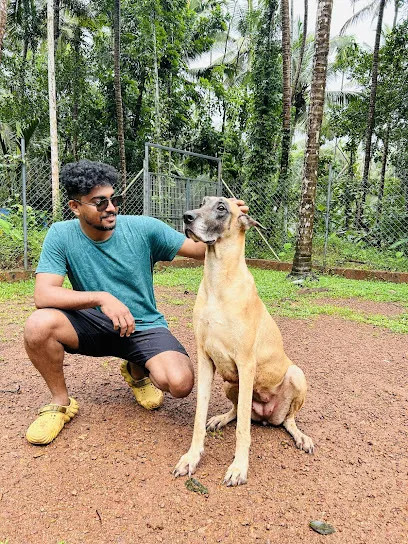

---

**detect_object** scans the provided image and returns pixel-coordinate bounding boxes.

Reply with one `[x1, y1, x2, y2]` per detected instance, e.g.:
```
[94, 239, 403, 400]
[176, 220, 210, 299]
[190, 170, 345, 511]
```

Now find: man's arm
[176, 239, 206, 260]
[34, 273, 135, 337]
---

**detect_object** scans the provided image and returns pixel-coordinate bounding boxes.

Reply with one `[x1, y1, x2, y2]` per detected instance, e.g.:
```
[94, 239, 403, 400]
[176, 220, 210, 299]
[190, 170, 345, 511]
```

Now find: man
[24, 159, 247, 445]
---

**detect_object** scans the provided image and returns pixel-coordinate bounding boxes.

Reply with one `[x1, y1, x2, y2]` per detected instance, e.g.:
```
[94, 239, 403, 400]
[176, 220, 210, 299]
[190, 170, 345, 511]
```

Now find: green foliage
[0, 196, 47, 269]
[244, 0, 281, 213]
[1, 1, 407, 274]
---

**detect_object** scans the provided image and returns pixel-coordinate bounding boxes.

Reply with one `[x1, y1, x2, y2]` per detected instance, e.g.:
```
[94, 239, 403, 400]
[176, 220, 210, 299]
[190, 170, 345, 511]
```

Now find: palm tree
[291, 0, 334, 277]
[291, 0, 308, 104]
[0, 0, 8, 62]
[113, 0, 126, 190]
[341, 0, 387, 228]
[278, 0, 292, 213]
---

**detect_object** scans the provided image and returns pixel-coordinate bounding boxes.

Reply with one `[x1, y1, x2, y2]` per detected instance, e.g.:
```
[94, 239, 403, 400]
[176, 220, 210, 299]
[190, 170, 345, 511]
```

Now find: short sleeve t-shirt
[36, 215, 186, 330]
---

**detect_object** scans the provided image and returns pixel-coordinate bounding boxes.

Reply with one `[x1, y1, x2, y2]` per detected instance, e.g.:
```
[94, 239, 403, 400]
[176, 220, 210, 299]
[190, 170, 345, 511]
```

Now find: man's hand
[228, 197, 249, 215]
[99, 293, 135, 337]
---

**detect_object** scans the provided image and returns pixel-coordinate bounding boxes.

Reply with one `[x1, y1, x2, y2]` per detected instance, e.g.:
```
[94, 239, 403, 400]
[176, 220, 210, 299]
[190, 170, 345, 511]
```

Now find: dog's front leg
[173, 351, 214, 478]
[224, 360, 255, 486]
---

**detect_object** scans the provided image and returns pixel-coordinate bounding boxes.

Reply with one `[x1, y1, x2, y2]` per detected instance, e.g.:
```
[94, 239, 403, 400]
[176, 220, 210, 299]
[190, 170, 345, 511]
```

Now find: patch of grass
[164, 297, 186, 306]
[154, 266, 408, 334]
[0, 278, 71, 303]
[167, 316, 179, 323]
[0, 279, 35, 301]
[2, 268, 407, 334]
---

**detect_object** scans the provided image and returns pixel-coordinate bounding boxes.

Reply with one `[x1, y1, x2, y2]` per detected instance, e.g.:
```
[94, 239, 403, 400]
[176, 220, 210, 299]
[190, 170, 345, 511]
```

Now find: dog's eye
[217, 205, 226, 212]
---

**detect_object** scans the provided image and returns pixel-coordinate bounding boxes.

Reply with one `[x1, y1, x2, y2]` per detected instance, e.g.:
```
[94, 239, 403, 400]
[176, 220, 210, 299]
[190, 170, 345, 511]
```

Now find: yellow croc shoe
[120, 361, 164, 410]
[26, 397, 79, 445]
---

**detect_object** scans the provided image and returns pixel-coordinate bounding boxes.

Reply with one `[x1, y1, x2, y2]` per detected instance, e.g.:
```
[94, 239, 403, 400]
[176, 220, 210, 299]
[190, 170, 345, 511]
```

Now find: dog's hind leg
[206, 383, 238, 431]
[281, 366, 314, 454]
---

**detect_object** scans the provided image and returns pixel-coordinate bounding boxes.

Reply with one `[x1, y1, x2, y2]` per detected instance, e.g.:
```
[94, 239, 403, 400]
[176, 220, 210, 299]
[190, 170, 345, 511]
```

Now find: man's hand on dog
[229, 198, 249, 215]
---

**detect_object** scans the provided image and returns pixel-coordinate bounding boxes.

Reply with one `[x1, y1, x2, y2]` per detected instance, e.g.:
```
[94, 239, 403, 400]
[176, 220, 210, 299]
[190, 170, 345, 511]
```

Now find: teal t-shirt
[36, 215, 186, 329]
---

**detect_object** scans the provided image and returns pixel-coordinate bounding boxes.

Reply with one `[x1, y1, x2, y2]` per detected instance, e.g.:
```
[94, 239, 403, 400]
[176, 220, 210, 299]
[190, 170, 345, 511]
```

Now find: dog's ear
[238, 213, 266, 231]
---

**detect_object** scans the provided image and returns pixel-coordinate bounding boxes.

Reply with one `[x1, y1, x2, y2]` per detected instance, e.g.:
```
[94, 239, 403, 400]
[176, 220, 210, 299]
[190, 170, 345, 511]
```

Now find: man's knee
[147, 352, 194, 398]
[24, 309, 74, 349]
[25, 309, 56, 345]
[169, 368, 194, 398]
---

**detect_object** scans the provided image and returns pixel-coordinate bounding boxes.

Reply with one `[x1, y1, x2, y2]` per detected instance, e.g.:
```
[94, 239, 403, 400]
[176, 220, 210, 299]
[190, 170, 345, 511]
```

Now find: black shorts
[59, 309, 188, 366]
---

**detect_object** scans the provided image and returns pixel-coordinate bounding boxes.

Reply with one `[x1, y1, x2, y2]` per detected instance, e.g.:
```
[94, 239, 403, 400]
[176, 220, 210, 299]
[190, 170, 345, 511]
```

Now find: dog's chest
[195, 308, 240, 382]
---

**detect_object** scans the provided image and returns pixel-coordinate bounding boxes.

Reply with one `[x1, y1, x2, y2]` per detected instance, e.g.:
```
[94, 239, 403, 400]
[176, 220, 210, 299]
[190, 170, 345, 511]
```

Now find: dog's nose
[183, 212, 196, 224]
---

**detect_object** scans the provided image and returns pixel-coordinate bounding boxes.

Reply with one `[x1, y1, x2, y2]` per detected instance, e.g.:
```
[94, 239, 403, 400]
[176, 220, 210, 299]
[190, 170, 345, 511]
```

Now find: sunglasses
[73, 194, 123, 212]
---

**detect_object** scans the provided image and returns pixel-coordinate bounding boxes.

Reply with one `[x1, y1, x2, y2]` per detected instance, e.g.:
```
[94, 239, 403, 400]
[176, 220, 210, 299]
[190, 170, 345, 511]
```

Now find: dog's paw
[173, 451, 201, 478]
[223, 463, 248, 487]
[206, 413, 229, 431]
[295, 433, 314, 454]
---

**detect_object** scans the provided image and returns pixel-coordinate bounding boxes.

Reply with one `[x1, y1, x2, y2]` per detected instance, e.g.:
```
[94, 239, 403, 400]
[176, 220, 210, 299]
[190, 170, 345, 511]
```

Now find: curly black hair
[60, 159, 119, 199]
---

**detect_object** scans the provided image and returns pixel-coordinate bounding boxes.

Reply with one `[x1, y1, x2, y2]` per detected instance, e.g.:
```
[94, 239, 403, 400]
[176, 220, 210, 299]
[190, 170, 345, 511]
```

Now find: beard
[84, 213, 117, 231]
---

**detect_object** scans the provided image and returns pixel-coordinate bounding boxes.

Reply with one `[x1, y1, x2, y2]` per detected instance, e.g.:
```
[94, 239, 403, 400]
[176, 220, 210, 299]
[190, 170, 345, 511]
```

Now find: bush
[0, 199, 48, 270]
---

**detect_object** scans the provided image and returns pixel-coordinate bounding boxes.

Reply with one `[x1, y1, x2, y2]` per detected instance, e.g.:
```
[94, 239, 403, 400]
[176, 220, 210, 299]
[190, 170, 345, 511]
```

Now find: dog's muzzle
[183, 211, 197, 239]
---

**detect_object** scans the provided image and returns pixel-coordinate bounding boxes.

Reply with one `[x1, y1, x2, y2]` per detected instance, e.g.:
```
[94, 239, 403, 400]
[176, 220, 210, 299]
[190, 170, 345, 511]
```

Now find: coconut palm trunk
[291, 0, 333, 277]
[113, 0, 127, 191]
[292, 0, 308, 102]
[355, 0, 386, 228]
[0, 0, 8, 62]
[278, 0, 291, 214]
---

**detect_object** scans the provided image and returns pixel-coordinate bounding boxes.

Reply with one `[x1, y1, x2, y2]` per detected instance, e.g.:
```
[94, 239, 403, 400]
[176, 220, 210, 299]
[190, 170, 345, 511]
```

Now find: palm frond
[340, 0, 380, 34]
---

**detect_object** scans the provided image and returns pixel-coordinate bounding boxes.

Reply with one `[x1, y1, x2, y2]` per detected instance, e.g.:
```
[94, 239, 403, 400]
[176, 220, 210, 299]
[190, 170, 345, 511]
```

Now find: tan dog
[173, 197, 314, 486]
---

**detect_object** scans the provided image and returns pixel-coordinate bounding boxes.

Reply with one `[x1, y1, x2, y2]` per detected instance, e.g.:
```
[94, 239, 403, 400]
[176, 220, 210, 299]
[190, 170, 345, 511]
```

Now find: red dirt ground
[0, 286, 407, 544]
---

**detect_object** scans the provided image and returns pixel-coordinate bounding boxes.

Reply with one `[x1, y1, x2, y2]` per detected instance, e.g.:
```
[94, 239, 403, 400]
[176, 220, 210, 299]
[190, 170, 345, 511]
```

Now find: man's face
[70, 185, 119, 232]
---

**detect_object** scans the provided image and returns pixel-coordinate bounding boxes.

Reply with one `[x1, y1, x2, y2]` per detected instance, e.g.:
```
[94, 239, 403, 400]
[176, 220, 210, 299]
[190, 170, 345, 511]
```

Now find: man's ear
[68, 200, 80, 217]
[237, 213, 266, 231]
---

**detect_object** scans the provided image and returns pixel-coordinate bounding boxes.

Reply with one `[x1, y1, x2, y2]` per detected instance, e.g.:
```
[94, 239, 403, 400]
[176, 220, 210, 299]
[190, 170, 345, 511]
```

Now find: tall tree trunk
[0, 0, 8, 63]
[278, 0, 291, 212]
[132, 70, 146, 136]
[291, 0, 333, 277]
[54, 0, 60, 54]
[152, 13, 161, 142]
[113, 0, 126, 191]
[392, 0, 399, 27]
[47, 0, 59, 218]
[355, 0, 386, 228]
[292, 0, 308, 102]
[72, 26, 80, 161]
[247, 0, 253, 69]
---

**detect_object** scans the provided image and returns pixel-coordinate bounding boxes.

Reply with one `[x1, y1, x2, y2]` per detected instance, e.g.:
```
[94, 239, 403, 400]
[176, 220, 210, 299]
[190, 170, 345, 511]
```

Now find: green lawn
[1, 267, 407, 334]
[153, 266, 408, 334]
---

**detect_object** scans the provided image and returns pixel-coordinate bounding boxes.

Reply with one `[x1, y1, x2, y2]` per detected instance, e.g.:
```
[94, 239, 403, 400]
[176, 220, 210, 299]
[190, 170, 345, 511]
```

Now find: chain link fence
[1, 153, 407, 272]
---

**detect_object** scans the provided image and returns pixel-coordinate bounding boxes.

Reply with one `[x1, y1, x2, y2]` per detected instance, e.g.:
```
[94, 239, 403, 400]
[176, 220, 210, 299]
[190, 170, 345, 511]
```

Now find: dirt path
[0, 286, 407, 544]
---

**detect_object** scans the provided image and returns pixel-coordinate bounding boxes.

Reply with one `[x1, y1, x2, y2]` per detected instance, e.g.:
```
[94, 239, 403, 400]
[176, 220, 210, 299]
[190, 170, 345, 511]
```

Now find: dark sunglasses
[73, 194, 123, 212]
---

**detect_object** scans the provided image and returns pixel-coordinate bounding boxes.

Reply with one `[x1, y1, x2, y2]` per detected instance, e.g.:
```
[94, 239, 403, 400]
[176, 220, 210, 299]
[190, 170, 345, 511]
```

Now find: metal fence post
[21, 138, 28, 271]
[217, 159, 222, 197]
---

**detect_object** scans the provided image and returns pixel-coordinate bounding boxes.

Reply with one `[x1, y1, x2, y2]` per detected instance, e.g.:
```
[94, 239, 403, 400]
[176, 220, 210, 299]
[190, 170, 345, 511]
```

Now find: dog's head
[183, 196, 261, 245]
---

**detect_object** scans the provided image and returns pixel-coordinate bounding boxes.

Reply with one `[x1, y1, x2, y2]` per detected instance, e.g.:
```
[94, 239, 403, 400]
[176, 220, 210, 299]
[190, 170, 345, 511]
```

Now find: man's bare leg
[24, 309, 80, 444]
[24, 309, 79, 406]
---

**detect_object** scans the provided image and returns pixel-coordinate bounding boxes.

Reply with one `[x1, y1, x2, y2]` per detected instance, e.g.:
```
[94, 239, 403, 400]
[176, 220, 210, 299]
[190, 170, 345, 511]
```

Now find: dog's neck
[203, 231, 248, 288]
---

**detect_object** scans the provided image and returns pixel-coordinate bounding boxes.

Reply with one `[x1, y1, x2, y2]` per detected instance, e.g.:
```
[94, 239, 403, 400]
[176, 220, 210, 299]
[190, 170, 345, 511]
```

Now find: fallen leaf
[185, 478, 209, 495]
[309, 520, 336, 535]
